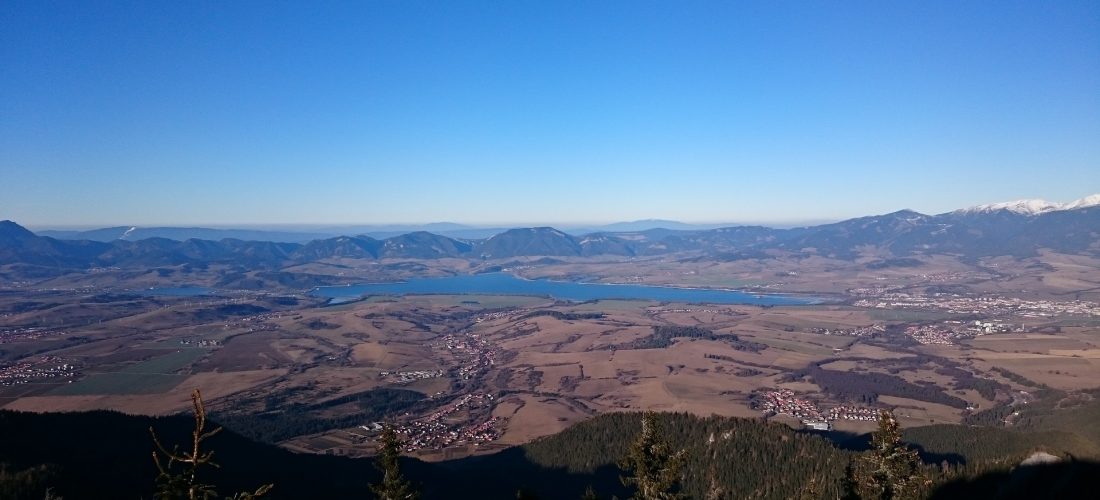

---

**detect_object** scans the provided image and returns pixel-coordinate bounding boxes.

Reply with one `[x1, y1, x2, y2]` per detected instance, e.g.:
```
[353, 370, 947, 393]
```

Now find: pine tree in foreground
[370, 424, 418, 500]
[150, 389, 273, 500]
[619, 412, 687, 500]
[852, 410, 925, 500]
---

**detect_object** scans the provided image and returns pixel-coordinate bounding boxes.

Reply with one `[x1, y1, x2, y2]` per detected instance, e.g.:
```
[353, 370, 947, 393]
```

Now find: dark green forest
[1, 405, 1098, 499]
[215, 387, 425, 444]
[607, 325, 767, 353]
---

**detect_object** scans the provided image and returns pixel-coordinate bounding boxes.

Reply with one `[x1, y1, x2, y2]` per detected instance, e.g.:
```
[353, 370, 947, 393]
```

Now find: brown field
[4, 368, 286, 414]
[2, 251, 1099, 459]
[492, 394, 592, 446]
[196, 332, 294, 371]
[879, 396, 962, 426]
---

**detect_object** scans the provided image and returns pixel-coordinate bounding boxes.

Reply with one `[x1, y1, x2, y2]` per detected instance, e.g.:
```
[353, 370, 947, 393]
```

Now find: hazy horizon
[18, 190, 1100, 231]
[24, 217, 840, 232]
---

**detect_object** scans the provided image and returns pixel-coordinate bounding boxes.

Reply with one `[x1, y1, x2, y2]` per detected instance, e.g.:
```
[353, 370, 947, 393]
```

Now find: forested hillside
[1, 408, 1097, 499]
[519, 412, 850, 498]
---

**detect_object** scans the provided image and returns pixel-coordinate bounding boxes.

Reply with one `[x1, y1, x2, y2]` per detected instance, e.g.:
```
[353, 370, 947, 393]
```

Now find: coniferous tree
[580, 485, 599, 500]
[370, 425, 418, 500]
[853, 410, 924, 500]
[150, 389, 273, 500]
[618, 412, 686, 500]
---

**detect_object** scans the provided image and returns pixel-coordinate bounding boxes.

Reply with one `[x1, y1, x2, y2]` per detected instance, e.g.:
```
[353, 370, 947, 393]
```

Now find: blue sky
[2, 1, 1098, 226]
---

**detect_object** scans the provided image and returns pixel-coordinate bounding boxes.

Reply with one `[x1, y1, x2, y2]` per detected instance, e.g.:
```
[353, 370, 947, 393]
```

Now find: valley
[3, 223, 1099, 465]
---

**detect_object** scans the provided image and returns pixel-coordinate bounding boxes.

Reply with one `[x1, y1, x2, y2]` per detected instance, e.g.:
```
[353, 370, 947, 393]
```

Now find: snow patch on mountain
[1064, 193, 1100, 210]
[957, 194, 1100, 215]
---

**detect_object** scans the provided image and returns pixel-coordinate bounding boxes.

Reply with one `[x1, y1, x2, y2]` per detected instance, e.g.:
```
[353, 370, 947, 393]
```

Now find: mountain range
[2, 195, 1098, 271]
[33, 220, 729, 243]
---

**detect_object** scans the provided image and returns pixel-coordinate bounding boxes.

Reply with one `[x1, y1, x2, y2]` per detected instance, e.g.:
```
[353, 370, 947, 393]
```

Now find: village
[178, 338, 221, 347]
[904, 320, 1016, 345]
[378, 392, 502, 452]
[0, 356, 77, 387]
[438, 331, 500, 380]
[380, 369, 443, 384]
[650, 307, 738, 315]
[753, 389, 880, 431]
[475, 311, 516, 323]
[811, 324, 885, 337]
[358, 321, 510, 453]
[0, 327, 67, 343]
[222, 311, 288, 332]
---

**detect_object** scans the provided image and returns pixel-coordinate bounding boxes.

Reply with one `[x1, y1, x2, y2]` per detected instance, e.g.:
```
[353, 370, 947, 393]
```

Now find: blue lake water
[310, 273, 819, 305]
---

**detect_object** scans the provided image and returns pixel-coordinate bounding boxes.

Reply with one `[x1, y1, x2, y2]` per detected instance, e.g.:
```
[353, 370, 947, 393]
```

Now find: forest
[607, 325, 766, 353]
[785, 363, 969, 409]
[2, 401, 1098, 499]
[216, 387, 425, 444]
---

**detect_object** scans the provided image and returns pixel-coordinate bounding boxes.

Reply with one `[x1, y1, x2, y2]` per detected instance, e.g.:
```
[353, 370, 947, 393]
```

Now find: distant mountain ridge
[956, 193, 1100, 216]
[35, 226, 333, 243]
[33, 220, 732, 243]
[3, 194, 1099, 270]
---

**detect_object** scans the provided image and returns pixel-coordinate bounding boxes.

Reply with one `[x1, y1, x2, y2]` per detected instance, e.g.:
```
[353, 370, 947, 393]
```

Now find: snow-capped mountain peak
[1064, 193, 1100, 210]
[957, 193, 1100, 215]
[962, 199, 1062, 215]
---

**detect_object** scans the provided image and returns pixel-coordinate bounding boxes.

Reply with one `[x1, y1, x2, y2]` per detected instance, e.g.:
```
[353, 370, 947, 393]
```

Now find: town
[853, 292, 1100, 317]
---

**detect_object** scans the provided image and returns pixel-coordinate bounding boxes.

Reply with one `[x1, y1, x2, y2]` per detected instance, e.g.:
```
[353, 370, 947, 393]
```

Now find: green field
[49, 373, 188, 395]
[418, 294, 553, 308]
[51, 349, 208, 396]
[572, 299, 656, 312]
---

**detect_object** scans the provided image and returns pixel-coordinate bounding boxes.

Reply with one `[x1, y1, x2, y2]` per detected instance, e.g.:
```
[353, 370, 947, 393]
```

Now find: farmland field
[50, 349, 208, 396]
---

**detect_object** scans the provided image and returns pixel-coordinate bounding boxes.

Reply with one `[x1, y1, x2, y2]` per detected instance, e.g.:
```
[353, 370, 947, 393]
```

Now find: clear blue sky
[2, 1, 1098, 227]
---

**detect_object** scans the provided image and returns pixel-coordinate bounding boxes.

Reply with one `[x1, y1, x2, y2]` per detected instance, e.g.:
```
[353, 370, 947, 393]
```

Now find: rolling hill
[2, 195, 1098, 271]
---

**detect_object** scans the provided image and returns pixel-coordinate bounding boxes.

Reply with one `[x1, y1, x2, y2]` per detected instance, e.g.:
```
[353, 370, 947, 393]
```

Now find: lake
[310, 273, 819, 305]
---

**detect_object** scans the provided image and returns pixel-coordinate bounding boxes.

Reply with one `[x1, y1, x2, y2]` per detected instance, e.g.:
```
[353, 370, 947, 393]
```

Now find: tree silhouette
[370, 424, 418, 500]
[150, 389, 273, 500]
[619, 412, 686, 500]
[853, 410, 924, 500]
